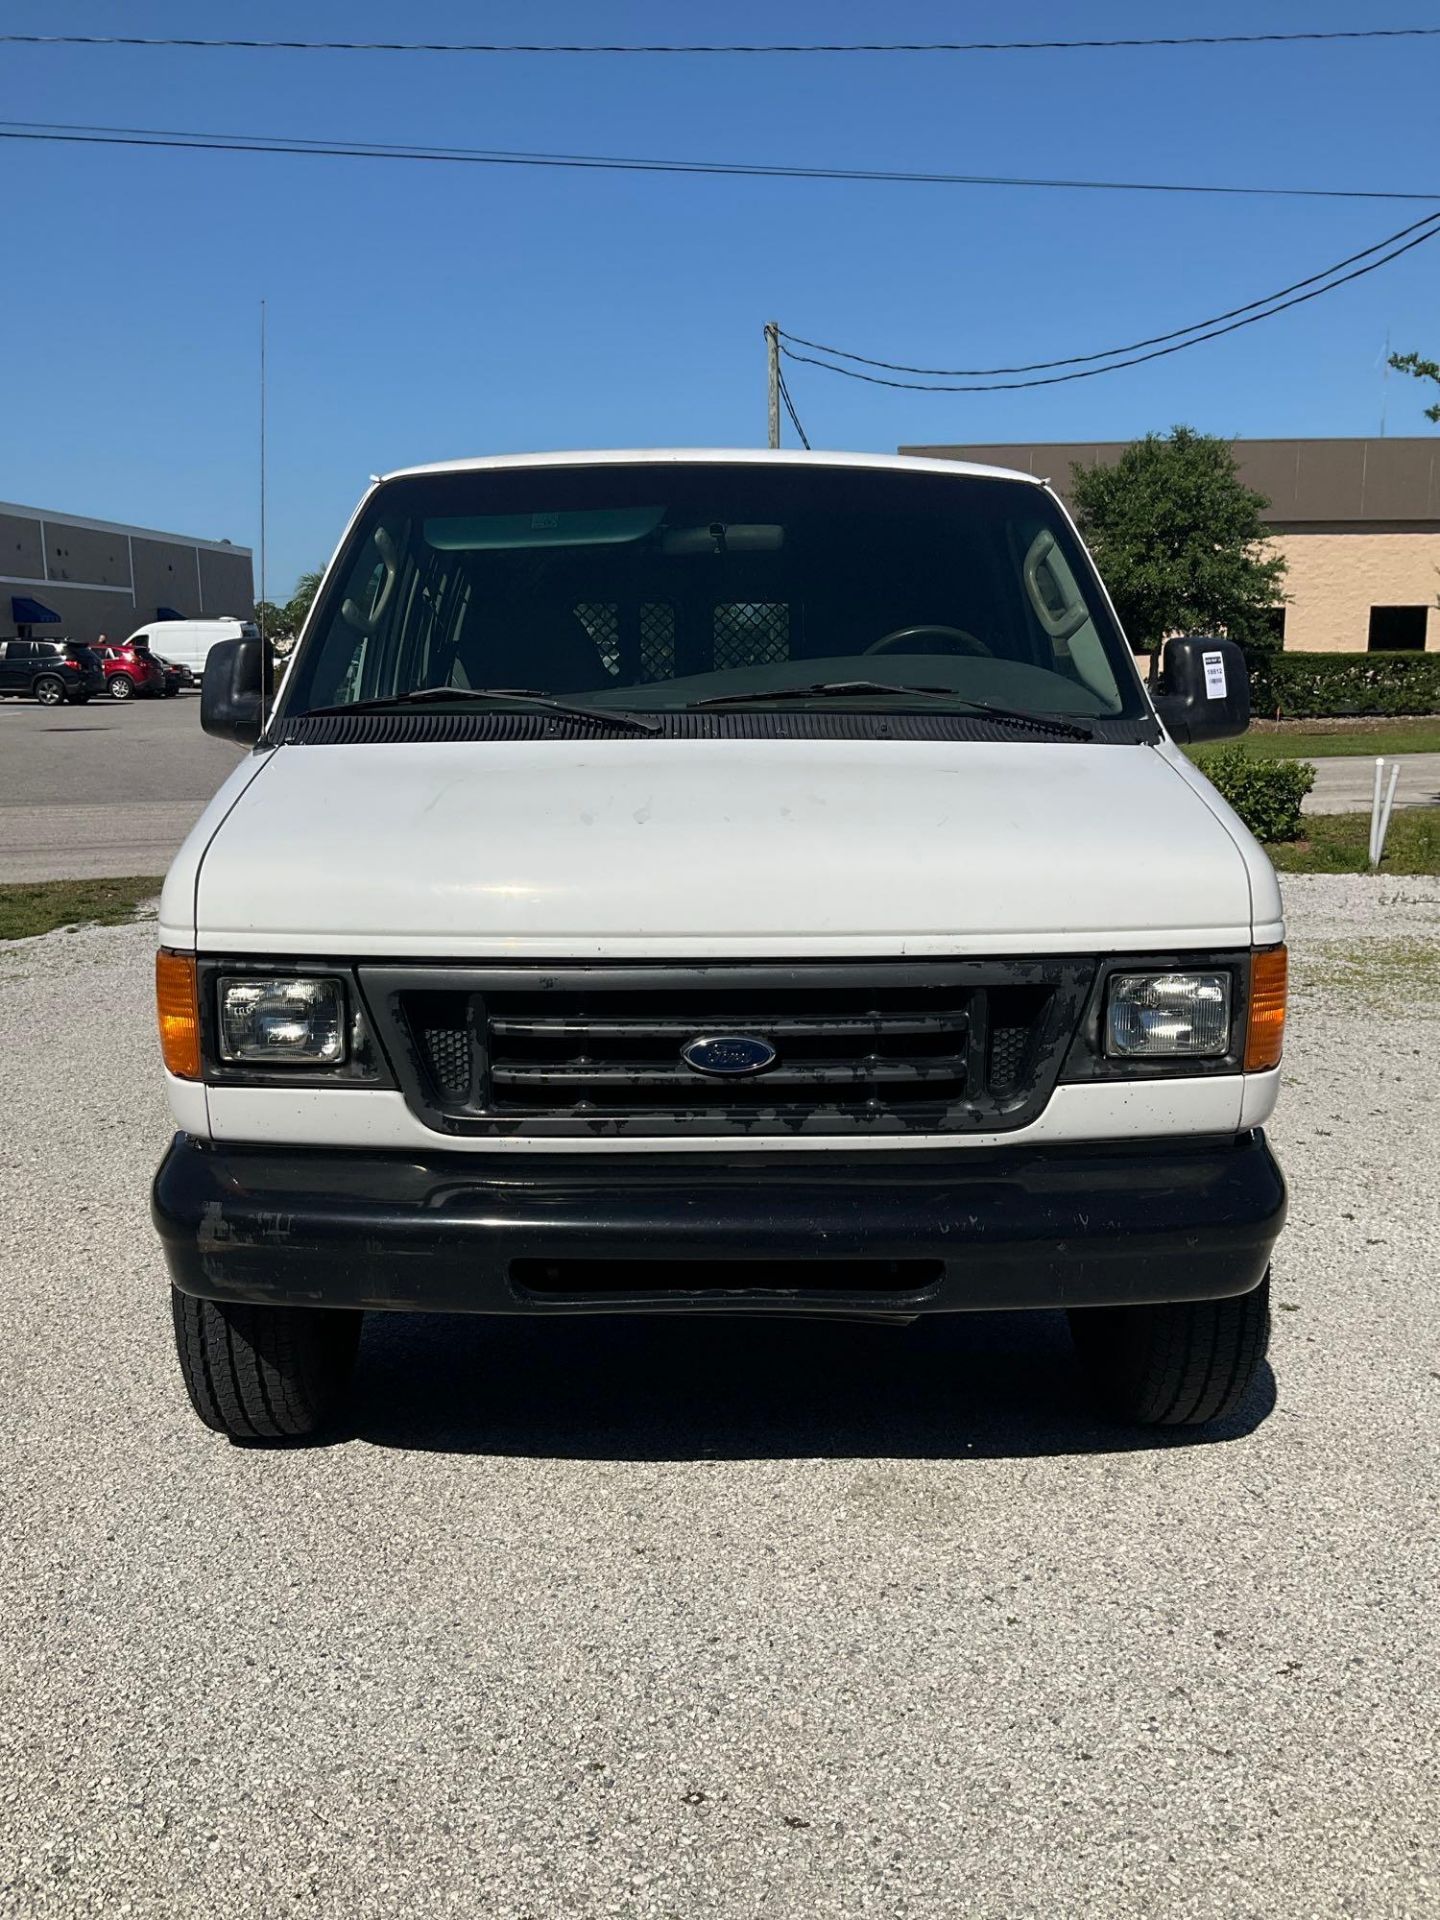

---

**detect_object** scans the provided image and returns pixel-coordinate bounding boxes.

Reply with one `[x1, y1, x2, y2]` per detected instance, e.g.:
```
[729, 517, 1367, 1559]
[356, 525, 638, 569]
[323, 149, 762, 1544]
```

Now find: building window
[1367, 606, 1428, 653]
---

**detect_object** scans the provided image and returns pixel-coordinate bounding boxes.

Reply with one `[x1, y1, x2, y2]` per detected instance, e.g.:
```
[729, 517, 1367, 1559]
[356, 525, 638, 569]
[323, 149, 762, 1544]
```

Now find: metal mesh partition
[639, 602, 675, 681]
[713, 602, 789, 670]
[573, 602, 621, 677]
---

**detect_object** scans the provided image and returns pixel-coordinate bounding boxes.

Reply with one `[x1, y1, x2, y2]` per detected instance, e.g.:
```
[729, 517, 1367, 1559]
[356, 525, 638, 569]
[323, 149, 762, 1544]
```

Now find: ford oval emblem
[680, 1033, 779, 1077]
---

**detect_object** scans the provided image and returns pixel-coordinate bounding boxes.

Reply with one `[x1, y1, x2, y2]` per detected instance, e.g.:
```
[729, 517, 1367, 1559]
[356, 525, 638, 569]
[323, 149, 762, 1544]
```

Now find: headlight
[1105, 971, 1231, 1058]
[218, 976, 346, 1064]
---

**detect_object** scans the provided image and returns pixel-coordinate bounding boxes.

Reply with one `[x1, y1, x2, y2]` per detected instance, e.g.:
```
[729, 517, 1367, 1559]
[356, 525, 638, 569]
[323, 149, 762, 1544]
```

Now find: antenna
[258, 296, 270, 726]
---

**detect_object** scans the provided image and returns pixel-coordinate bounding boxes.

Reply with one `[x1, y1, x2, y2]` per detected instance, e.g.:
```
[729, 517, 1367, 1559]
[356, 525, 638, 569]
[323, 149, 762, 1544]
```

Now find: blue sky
[3, 0, 1438, 594]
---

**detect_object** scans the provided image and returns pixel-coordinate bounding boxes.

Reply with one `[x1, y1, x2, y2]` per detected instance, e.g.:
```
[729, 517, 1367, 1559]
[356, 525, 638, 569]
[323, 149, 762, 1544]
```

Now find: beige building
[0, 500, 253, 648]
[900, 438, 1440, 653]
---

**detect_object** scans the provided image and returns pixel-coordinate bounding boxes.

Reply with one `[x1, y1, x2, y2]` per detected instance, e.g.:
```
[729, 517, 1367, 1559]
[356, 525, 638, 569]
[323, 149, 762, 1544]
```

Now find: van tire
[109, 673, 135, 701]
[170, 1289, 362, 1441]
[1067, 1270, 1271, 1427]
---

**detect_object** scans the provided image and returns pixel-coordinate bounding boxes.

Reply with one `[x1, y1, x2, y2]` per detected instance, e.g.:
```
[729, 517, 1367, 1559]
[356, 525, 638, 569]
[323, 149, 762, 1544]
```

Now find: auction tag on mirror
[1202, 650, 1227, 699]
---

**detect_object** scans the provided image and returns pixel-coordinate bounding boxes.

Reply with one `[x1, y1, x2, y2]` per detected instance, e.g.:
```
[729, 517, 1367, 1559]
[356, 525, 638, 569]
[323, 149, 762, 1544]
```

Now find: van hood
[172, 739, 1277, 957]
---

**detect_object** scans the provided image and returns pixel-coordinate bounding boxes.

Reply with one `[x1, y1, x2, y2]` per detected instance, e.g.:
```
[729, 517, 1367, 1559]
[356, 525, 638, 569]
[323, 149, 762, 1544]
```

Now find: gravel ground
[1, 875, 1437, 1919]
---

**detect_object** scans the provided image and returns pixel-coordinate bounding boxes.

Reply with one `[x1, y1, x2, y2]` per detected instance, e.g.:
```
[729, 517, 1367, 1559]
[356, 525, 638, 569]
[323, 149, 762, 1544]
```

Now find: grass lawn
[0, 876, 163, 943]
[1192, 717, 1440, 762]
[1266, 809, 1440, 874]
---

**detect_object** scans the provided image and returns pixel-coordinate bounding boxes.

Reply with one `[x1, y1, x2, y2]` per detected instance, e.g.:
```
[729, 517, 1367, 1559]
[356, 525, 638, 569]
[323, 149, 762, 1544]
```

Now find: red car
[98, 640, 169, 700]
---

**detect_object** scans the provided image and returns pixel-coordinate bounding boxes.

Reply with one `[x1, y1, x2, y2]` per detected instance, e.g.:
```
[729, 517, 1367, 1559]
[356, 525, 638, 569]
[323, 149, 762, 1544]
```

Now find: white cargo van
[152, 451, 1287, 1441]
[127, 616, 258, 681]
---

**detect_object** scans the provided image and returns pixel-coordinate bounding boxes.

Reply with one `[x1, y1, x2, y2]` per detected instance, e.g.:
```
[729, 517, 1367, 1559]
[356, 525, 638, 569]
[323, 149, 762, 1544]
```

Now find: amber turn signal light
[156, 949, 201, 1080]
[1244, 945, 1288, 1072]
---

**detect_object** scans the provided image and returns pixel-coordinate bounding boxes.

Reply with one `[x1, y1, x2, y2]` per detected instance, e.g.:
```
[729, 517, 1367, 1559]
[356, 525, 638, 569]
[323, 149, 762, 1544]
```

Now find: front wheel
[171, 1289, 362, 1440]
[108, 673, 135, 701]
[1068, 1270, 1271, 1427]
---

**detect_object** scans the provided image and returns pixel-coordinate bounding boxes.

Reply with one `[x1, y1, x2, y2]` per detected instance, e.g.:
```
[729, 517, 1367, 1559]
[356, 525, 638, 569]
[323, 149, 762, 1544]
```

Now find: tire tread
[170, 1289, 360, 1440]
[1069, 1272, 1271, 1427]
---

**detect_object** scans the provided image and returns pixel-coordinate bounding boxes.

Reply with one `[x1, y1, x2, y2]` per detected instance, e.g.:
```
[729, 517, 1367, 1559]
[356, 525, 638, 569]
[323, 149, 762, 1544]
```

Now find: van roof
[378, 448, 1045, 488]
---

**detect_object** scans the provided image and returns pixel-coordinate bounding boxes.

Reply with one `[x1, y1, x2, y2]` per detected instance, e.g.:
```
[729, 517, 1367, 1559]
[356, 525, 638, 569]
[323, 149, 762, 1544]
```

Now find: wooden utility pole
[765, 321, 780, 448]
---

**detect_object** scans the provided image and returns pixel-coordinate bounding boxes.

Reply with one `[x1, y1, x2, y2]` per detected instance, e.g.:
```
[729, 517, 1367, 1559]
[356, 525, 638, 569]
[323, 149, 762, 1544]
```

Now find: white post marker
[1374, 752, 1390, 867]
[1376, 761, 1401, 867]
[1368, 757, 1400, 868]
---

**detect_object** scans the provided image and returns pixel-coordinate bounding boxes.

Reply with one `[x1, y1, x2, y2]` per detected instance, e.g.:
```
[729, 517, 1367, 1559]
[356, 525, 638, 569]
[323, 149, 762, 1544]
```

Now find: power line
[4, 28, 1440, 54]
[779, 216, 1440, 393]
[779, 210, 1440, 378]
[777, 369, 811, 449]
[0, 120, 1436, 204]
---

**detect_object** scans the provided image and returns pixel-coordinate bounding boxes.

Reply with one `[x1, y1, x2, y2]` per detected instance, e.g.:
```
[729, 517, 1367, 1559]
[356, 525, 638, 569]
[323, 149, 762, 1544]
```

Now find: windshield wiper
[686, 680, 1094, 740]
[298, 685, 662, 735]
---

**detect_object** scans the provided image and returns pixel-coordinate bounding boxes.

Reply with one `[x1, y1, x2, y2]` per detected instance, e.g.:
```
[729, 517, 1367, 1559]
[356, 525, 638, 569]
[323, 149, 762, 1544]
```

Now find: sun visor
[424, 507, 664, 551]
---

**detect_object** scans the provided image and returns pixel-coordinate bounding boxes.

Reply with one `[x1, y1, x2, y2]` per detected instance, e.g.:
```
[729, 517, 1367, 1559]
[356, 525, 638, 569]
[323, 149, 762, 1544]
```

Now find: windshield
[283, 463, 1144, 725]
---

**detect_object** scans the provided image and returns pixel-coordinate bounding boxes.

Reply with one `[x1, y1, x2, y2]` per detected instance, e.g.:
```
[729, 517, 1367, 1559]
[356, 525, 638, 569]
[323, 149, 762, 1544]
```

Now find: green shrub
[1250, 651, 1440, 718]
[1201, 747, 1315, 842]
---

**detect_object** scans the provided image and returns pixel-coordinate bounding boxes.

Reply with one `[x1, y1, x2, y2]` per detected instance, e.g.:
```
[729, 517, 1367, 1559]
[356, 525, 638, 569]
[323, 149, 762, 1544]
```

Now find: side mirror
[200, 637, 263, 745]
[1150, 635, 1250, 744]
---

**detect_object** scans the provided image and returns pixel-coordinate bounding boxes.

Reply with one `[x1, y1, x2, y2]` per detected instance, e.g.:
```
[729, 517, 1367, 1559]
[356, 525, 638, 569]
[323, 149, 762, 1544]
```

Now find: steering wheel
[865, 623, 993, 658]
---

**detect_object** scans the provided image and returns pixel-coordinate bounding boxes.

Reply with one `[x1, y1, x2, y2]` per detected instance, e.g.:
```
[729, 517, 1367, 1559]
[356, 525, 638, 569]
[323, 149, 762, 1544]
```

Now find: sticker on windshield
[1202, 650, 1227, 699]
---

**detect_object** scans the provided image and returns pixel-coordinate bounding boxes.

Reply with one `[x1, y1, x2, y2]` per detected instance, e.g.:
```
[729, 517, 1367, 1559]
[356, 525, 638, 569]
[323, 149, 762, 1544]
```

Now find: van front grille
[361, 960, 1092, 1139]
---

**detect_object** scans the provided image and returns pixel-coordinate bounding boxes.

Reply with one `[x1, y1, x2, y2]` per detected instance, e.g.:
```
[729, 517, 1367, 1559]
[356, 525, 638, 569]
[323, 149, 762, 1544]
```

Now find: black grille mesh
[419, 1024, 471, 1098]
[387, 967, 1071, 1134]
[988, 1025, 1030, 1090]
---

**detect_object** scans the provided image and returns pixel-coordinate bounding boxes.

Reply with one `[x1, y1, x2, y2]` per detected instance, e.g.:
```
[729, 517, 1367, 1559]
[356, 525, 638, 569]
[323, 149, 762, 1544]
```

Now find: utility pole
[765, 321, 780, 448]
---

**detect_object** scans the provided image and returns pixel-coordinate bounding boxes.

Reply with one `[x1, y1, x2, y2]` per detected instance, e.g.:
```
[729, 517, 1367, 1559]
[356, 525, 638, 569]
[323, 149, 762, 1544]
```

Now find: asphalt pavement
[1302, 751, 1440, 815]
[1, 694, 1437, 882]
[0, 695, 242, 882]
[1, 874, 1436, 1918]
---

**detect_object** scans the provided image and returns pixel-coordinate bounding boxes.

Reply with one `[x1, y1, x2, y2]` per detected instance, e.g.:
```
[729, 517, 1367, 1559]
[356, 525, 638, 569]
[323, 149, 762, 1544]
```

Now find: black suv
[0, 638, 107, 706]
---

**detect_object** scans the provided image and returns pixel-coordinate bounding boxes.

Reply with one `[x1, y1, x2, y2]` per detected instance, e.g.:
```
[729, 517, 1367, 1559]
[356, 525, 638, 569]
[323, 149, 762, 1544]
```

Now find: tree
[285, 570, 324, 632]
[1069, 426, 1286, 662]
[255, 570, 325, 652]
[1387, 350, 1440, 424]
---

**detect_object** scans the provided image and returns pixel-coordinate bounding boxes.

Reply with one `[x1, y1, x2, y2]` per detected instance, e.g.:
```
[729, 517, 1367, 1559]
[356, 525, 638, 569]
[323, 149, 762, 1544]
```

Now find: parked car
[162, 656, 195, 689]
[0, 637, 106, 705]
[151, 654, 186, 696]
[127, 617, 258, 683]
[99, 640, 168, 701]
[153, 449, 1287, 1442]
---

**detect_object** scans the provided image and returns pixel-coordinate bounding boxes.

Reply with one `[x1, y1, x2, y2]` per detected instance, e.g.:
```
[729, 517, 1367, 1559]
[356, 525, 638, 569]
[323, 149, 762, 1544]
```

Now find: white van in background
[126, 617, 258, 681]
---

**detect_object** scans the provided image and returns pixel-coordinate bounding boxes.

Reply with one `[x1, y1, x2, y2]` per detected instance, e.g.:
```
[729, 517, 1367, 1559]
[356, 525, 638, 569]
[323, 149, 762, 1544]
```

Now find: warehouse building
[901, 437, 1440, 653]
[0, 500, 253, 648]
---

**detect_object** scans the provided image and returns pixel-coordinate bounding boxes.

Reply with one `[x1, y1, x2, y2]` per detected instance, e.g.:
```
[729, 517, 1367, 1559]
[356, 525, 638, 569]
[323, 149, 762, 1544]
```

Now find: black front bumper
[153, 1132, 1286, 1318]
